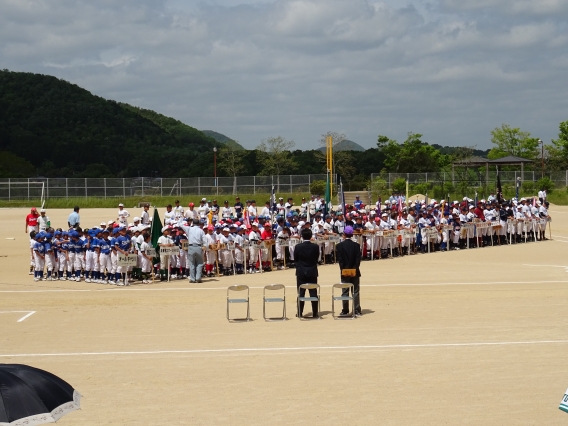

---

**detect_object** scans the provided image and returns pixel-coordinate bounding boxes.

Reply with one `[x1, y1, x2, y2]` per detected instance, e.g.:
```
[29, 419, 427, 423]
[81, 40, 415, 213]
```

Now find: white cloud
[0, 0, 567, 150]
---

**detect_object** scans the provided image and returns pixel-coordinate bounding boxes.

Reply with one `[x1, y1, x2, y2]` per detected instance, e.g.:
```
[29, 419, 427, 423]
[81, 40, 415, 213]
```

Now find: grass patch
[0, 193, 313, 209]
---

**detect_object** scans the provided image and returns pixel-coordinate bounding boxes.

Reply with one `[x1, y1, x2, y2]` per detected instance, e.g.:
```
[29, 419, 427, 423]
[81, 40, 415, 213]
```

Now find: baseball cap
[188, 202, 194, 207]
[119, 203, 124, 207]
[133, 217, 140, 222]
[222, 227, 230, 232]
[40, 209, 46, 213]
[161, 226, 169, 232]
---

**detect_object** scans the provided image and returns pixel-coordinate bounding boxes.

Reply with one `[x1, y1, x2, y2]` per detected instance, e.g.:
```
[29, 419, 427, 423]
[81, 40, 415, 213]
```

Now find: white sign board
[181, 241, 189, 251]
[160, 246, 179, 256]
[146, 247, 156, 257]
[117, 254, 137, 266]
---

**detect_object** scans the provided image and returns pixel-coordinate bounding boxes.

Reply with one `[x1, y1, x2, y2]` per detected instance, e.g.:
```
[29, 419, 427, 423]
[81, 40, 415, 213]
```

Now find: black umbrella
[0, 364, 81, 425]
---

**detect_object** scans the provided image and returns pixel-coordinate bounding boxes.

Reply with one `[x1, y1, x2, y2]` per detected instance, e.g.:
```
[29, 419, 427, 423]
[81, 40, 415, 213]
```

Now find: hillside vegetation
[0, 70, 219, 177]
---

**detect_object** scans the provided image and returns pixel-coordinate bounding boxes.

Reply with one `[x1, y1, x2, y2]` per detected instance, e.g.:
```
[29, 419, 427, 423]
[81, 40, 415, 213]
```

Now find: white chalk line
[2, 280, 568, 294]
[0, 310, 36, 322]
[2, 339, 568, 358]
[523, 264, 568, 269]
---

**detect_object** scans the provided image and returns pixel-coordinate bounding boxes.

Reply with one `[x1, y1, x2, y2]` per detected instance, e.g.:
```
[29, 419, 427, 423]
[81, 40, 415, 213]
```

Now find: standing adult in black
[335, 226, 362, 316]
[294, 228, 320, 318]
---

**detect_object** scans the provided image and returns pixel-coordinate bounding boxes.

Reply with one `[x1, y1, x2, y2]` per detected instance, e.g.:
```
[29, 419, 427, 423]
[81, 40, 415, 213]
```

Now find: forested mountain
[0, 70, 220, 177]
[201, 130, 245, 150]
[317, 139, 365, 152]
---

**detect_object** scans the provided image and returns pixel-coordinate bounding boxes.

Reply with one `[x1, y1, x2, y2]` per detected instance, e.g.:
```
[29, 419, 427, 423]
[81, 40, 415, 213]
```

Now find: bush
[432, 182, 454, 200]
[536, 177, 554, 193]
[310, 180, 326, 195]
[411, 183, 430, 196]
[392, 177, 406, 193]
[370, 177, 388, 201]
[522, 181, 535, 194]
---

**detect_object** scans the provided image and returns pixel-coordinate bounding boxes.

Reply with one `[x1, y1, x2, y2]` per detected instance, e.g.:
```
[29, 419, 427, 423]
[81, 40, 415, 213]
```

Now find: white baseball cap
[133, 217, 140, 222]
[118, 203, 124, 207]
[222, 227, 230, 232]
[40, 209, 46, 212]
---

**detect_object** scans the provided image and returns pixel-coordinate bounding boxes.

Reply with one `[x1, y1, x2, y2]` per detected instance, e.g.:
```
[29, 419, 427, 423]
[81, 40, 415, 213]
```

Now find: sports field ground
[1, 207, 568, 425]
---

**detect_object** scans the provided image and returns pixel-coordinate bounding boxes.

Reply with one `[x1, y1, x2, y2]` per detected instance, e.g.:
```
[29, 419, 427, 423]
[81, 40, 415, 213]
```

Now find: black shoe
[354, 311, 363, 317]
[339, 311, 349, 316]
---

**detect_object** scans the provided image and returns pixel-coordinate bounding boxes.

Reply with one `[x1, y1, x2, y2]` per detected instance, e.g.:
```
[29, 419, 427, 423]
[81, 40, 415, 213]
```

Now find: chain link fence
[371, 171, 568, 188]
[0, 174, 334, 200]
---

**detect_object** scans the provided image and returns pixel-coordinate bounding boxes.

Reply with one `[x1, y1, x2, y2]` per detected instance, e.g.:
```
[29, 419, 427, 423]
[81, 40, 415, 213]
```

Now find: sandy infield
[1, 206, 568, 425]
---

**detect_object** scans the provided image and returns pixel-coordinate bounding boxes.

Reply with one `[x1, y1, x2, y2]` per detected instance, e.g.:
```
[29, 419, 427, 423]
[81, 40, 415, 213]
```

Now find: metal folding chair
[227, 285, 250, 322]
[263, 284, 286, 321]
[332, 283, 356, 319]
[297, 283, 321, 320]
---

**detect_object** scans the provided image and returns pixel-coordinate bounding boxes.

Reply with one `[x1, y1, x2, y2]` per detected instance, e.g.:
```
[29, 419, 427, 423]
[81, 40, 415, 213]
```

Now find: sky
[1, 0, 567, 150]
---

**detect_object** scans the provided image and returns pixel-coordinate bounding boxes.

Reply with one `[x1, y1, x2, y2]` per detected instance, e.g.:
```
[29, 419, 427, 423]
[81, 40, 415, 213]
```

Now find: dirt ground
[1, 206, 568, 425]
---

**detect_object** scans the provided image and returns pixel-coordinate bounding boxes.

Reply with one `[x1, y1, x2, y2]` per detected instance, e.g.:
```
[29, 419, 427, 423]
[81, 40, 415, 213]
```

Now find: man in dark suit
[336, 226, 362, 316]
[294, 228, 320, 318]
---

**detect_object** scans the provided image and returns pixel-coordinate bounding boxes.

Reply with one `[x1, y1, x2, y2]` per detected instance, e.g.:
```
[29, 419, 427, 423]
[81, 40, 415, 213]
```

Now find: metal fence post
[104, 178, 107, 199]
[66, 178, 68, 199]
[46, 178, 49, 200]
[141, 178, 144, 196]
[425, 173, 428, 183]
[85, 178, 88, 198]
[566, 170, 567, 187]
[309, 174, 311, 192]
[198, 177, 200, 196]
[123, 178, 125, 198]
[290, 175, 293, 193]
[8, 178, 10, 200]
[253, 176, 256, 194]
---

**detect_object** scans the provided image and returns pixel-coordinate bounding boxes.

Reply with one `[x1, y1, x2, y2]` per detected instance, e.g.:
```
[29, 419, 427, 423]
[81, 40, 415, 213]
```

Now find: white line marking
[17, 311, 36, 322]
[1, 340, 568, 358]
[0, 289, 90, 293]
[2, 280, 568, 294]
[523, 264, 568, 269]
[0, 311, 36, 322]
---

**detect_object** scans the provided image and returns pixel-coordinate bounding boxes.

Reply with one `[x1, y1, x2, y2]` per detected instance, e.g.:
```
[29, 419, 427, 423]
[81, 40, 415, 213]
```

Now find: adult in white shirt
[117, 203, 130, 225]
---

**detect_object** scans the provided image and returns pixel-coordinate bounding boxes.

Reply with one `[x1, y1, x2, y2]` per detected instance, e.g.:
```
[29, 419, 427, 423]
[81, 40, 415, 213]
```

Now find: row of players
[29, 198, 551, 283]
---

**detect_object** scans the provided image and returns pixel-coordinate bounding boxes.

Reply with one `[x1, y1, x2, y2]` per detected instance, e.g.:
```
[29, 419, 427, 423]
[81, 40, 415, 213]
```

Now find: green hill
[0, 70, 220, 177]
[317, 139, 365, 152]
[201, 130, 245, 150]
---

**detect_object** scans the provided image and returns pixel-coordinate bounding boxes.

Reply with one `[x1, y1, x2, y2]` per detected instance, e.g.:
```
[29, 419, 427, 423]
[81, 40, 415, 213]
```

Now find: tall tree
[546, 120, 568, 170]
[487, 124, 539, 160]
[218, 145, 247, 195]
[256, 136, 297, 191]
[377, 133, 449, 173]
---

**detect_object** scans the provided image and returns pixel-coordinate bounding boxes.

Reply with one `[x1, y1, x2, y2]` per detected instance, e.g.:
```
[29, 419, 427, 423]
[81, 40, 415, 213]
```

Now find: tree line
[1, 70, 567, 190]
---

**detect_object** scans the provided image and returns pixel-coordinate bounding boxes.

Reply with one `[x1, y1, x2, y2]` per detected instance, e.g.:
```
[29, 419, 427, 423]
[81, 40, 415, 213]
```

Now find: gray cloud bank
[1, 0, 567, 150]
